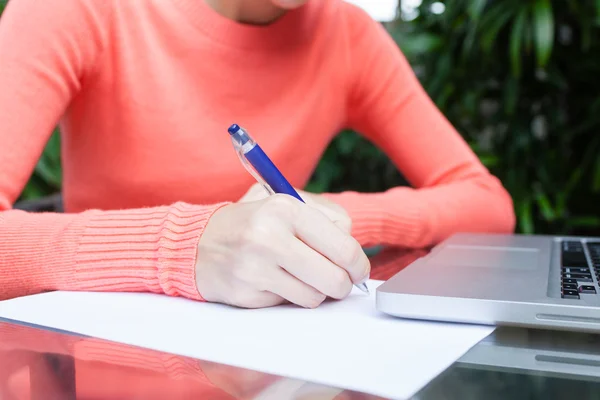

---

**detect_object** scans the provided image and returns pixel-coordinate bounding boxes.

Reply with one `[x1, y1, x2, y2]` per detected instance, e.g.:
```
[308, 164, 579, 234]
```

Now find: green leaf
[510, 8, 528, 77]
[593, 155, 600, 192]
[45, 130, 62, 164]
[535, 189, 556, 221]
[504, 77, 520, 115]
[478, 155, 500, 168]
[399, 33, 443, 57]
[532, 0, 554, 67]
[524, 19, 533, 53]
[564, 167, 583, 197]
[437, 83, 456, 109]
[568, 216, 600, 228]
[427, 52, 453, 99]
[468, 0, 488, 21]
[518, 198, 535, 234]
[304, 181, 326, 194]
[480, 5, 516, 53]
[35, 157, 61, 188]
[336, 133, 358, 155]
[555, 192, 567, 219]
[19, 181, 46, 201]
[33, 131, 63, 188]
[581, 19, 593, 51]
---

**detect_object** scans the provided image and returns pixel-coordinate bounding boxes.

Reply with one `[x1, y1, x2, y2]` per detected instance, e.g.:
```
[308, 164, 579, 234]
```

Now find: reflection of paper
[0, 281, 493, 399]
[346, 0, 398, 22]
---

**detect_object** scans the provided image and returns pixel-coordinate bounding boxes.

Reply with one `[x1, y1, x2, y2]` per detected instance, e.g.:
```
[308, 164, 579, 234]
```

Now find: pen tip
[357, 282, 370, 294]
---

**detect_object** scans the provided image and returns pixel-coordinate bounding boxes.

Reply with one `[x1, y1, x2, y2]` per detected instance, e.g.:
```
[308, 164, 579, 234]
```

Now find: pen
[228, 124, 369, 294]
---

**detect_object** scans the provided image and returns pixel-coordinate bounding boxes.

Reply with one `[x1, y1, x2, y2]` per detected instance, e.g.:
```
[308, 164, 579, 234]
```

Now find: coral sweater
[0, 0, 515, 301]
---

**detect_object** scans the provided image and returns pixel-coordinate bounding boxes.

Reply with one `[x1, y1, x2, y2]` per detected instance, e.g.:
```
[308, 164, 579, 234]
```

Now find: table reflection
[0, 320, 385, 400]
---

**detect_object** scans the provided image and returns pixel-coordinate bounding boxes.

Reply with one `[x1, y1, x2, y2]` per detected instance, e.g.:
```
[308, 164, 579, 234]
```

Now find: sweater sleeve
[324, 6, 516, 249]
[0, 0, 227, 301]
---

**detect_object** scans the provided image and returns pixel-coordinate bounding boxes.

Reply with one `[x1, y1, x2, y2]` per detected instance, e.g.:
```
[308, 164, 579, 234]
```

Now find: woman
[0, 0, 515, 308]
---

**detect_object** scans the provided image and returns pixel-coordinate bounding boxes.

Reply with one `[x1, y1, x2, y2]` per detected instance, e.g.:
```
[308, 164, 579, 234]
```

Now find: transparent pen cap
[228, 124, 256, 149]
[228, 124, 274, 196]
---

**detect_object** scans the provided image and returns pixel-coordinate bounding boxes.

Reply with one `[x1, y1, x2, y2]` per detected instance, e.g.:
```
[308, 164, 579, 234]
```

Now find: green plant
[313, 0, 600, 236]
[19, 130, 62, 200]
[395, 0, 600, 235]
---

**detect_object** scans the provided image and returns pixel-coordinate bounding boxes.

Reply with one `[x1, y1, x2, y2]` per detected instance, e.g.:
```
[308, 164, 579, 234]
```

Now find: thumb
[239, 183, 271, 203]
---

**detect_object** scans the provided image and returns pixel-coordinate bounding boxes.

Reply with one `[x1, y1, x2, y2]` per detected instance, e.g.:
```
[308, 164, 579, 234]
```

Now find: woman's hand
[195, 189, 370, 309]
[238, 183, 352, 233]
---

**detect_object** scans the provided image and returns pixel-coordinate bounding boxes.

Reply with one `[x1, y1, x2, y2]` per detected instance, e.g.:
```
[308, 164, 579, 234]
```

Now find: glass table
[1, 317, 599, 400]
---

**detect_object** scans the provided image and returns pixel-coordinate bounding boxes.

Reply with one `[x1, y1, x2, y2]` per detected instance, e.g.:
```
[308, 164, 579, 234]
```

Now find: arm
[0, 0, 227, 301]
[325, 7, 515, 249]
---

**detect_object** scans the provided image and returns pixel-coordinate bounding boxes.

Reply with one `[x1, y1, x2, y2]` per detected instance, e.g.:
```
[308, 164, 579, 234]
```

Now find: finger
[296, 191, 351, 233]
[239, 183, 271, 203]
[291, 207, 370, 285]
[279, 236, 353, 300]
[265, 267, 326, 309]
[305, 203, 351, 234]
[232, 290, 285, 309]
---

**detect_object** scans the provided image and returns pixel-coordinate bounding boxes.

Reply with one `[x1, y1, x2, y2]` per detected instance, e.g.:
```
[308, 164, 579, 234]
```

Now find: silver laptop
[376, 233, 600, 333]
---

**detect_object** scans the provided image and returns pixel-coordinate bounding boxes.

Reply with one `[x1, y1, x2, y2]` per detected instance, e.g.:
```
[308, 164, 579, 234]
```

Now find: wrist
[194, 203, 236, 303]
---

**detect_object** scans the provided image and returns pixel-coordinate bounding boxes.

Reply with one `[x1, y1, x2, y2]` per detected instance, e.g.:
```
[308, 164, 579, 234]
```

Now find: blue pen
[228, 124, 369, 294]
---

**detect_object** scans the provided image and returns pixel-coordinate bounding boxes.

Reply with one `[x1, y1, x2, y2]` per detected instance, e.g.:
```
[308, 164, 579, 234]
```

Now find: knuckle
[333, 203, 350, 219]
[339, 215, 352, 233]
[267, 194, 296, 209]
[264, 195, 300, 220]
[338, 235, 362, 268]
[328, 269, 352, 299]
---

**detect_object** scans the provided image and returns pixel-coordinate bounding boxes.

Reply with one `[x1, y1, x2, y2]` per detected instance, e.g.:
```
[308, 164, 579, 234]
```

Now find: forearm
[325, 174, 515, 249]
[0, 202, 228, 301]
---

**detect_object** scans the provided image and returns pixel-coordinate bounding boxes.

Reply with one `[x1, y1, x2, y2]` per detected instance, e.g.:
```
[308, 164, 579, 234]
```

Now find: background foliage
[3, 0, 600, 235]
[309, 0, 600, 236]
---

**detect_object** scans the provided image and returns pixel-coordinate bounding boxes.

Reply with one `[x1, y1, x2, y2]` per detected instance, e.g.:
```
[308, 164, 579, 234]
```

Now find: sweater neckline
[171, 0, 323, 51]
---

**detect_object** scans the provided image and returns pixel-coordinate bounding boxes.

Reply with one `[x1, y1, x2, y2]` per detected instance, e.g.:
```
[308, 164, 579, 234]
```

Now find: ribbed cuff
[71, 202, 230, 300]
[322, 190, 427, 248]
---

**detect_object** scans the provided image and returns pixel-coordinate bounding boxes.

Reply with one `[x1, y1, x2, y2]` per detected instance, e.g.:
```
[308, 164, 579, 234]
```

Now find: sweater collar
[171, 0, 324, 51]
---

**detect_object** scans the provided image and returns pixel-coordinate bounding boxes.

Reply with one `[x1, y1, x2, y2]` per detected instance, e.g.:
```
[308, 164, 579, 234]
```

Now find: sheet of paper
[345, 0, 399, 22]
[0, 281, 493, 399]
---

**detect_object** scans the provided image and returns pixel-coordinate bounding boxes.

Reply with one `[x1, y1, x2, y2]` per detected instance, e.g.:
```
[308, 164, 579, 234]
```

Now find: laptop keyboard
[560, 240, 600, 299]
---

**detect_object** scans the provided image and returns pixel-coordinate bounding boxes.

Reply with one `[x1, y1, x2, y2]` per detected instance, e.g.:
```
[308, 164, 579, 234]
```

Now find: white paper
[346, 0, 399, 22]
[0, 281, 493, 399]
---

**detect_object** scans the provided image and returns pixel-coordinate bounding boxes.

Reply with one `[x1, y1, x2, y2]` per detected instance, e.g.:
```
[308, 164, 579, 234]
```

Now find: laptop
[376, 233, 600, 333]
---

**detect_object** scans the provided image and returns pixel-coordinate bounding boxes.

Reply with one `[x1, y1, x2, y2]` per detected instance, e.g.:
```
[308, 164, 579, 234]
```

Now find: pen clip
[231, 136, 275, 197]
